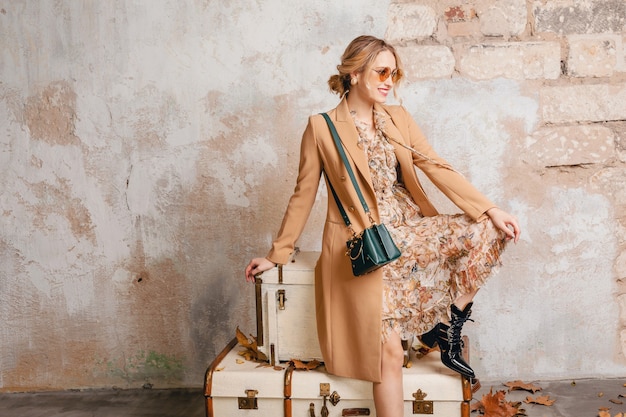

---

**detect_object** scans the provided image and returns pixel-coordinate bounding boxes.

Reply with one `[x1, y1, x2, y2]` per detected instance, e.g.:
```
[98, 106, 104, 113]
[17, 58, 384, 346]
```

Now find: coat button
[348, 206, 355, 212]
[340, 176, 346, 181]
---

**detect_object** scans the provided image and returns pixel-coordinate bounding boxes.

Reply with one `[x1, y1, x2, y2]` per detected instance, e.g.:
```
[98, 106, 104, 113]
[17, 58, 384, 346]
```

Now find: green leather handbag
[321, 113, 401, 276]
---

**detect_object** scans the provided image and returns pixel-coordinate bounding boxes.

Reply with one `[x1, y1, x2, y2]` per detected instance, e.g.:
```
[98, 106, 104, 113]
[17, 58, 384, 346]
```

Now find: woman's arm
[245, 117, 323, 281]
[400, 108, 495, 220]
[245, 257, 276, 282]
[486, 207, 521, 243]
[395, 106, 521, 240]
[265, 117, 323, 264]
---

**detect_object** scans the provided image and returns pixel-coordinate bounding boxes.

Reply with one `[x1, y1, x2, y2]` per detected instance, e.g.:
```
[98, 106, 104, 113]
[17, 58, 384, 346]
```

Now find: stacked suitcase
[204, 251, 473, 417]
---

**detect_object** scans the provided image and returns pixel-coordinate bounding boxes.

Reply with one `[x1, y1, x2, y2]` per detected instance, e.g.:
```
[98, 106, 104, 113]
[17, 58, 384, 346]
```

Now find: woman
[245, 35, 520, 417]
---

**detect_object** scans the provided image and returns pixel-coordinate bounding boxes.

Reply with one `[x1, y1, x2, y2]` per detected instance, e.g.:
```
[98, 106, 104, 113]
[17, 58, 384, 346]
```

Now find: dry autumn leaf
[598, 411, 610, 417]
[235, 327, 268, 362]
[472, 388, 523, 417]
[289, 359, 322, 370]
[505, 380, 543, 394]
[235, 327, 251, 348]
[609, 398, 624, 405]
[524, 395, 555, 406]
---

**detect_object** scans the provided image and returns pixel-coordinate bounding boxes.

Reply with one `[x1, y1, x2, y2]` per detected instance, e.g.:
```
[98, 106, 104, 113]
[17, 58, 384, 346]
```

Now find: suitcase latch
[238, 389, 258, 410]
[412, 389, 433, 414]
[316, 383, 341, 416]
[329, 390, 341, 406]
[278, 289, 286, 310]
[320, 383, 340, 405]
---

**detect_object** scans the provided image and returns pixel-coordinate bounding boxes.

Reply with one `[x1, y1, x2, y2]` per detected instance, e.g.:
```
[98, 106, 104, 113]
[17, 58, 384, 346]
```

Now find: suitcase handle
[342, 408, 371, 416]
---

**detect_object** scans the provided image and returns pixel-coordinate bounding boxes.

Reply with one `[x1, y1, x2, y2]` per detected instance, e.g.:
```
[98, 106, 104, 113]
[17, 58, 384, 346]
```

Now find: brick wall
[387, 0, 626, 364]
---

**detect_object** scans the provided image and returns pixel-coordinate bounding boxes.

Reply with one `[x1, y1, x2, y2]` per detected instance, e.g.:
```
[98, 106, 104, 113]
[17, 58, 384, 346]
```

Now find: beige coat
[267, 97, 495, 382]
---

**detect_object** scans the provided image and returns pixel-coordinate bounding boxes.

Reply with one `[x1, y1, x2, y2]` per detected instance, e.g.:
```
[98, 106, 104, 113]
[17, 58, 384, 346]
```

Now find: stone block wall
[386, 0, 626, 378]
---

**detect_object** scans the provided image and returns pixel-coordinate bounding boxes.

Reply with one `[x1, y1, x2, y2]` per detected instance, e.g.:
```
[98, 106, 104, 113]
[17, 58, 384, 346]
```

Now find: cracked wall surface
[0, 0, 625, 390]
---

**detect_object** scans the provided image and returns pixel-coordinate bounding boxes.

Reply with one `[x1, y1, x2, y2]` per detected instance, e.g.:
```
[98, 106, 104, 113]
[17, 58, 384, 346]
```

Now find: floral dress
[351, 111, 507, 344]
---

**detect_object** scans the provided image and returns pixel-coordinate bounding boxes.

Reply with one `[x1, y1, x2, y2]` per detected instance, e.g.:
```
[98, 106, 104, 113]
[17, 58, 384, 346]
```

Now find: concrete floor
[0, 379, 624, 416]
[475, 378, 626, 417]
[0, 388, 204, 417]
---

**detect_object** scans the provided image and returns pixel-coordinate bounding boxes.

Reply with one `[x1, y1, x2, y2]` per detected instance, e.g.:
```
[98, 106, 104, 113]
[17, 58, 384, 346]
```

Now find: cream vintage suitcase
[204, 338, 288, 417]
[255, 250, 323, 363]
[209, 249, 473, 416]
[286, 349, 472, 417]
[205, 339, 472, 417]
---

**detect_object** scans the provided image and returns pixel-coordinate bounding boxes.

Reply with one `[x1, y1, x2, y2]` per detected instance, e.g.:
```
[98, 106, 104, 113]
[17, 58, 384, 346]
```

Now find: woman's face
[351, 50, 400, 105]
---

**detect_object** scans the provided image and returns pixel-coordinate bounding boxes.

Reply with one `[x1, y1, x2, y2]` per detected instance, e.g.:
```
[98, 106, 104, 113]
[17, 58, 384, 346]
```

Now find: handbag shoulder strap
[326, 179, 352, 228]
[320, 113, 372, 222]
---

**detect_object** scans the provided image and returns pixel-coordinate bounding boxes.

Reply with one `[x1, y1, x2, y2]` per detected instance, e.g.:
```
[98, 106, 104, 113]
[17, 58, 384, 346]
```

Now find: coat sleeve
[266, 116, 323, 265]
[400, 106, 497, 220]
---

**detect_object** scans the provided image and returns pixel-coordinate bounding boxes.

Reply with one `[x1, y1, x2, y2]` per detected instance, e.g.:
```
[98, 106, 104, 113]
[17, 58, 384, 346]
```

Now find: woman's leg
[419, 289, 481, 378]
[373, 331, 404, 417]
[454, 288, 478, 311]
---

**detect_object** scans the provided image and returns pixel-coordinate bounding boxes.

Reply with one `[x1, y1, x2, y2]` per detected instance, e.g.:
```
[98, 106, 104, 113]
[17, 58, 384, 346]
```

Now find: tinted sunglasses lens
[377, 68, 402, 82]
[378, 68, 391, 82]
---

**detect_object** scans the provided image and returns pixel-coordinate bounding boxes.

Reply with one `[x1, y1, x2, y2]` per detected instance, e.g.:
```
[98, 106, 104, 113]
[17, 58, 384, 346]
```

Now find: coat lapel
[331, 98, 373, 188]
[374, 102, 414, 174]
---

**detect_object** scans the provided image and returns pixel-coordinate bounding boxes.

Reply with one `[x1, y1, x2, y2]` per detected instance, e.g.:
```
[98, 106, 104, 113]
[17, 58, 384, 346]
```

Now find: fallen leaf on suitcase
[237, 350, 254, 361]
[597, 411, 610, 417]
[524, 395, 555, 406]
[235, 327, 269, 362]
[610, 398, 624, 405]
[414, 345, 438, 357]
[289, 359, 322, 370]
[504, 380, 542, 393]
[472, 388, 524, 417]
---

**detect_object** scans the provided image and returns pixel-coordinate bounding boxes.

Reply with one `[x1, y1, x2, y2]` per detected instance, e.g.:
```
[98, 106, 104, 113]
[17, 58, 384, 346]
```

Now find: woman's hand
[245, 257, 276, 282]
[486, 207, 521, 243]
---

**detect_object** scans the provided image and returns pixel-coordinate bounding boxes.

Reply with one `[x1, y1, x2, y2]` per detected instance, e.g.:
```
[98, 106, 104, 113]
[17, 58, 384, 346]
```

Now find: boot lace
[447, 315, 474, 350]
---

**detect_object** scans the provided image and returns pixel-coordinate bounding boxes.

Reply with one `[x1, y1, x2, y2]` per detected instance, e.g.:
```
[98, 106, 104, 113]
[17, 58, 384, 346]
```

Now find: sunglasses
[372, 67, 403, 83]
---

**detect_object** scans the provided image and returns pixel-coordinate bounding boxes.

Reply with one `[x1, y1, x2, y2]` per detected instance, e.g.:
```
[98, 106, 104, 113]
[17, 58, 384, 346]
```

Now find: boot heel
[418, 324, 439, 349]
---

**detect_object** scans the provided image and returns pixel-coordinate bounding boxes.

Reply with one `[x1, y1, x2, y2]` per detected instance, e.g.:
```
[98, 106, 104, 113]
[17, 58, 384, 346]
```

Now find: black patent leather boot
[418, 303, 475, 379]
[443, 302, 475, 378]
[418, 324, 440, 349]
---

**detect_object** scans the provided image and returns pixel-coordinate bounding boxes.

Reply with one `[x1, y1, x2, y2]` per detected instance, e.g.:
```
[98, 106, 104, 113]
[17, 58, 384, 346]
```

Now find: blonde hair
[328, 35, 404, 97]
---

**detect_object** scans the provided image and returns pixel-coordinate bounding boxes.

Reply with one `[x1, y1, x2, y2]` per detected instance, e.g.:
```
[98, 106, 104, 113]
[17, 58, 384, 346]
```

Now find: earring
[350, 77, 357, 86]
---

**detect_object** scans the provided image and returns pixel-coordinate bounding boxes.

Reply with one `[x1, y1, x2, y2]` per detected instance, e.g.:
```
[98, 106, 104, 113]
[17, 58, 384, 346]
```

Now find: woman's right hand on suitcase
[245, 257, 276, 282]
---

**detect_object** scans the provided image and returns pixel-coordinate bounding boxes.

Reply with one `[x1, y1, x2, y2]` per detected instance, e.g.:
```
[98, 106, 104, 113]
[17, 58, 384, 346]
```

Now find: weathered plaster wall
[0, 0, 625, 390]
